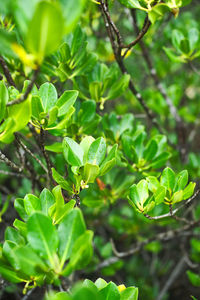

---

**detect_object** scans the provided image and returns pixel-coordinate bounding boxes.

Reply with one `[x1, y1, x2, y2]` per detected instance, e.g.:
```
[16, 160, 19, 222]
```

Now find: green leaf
[83, 163, 99, 183]
[143, 140, 158, 161]
[87, 137, 106, 165]
[0, 261, 23, 283]
[117, 0, 142, 9]
[153, 186, 166, 204]
[27, 212, 59, 266]
[120, 287, 139, 300]
[26, 0, 65, 63]
[148, 3, 170, 24]
[147, 176, 160, 193]
[79, 100, 96, 125]
[14, 198, 28, 221]
[39, 83, 57, 113]
[57, 90, 78, 117]
[95, 278, 108, 290]
[99, 282, 120, 300]
[5, 227, 24, 246]
[40, 188, 55, 215]
[137, 180, 149, 206]
[45, 142, 63, 153]
[129, 185, 140, 207]
[99, 144, 118, 176]
[183, 182, 196, 200]
[175, 170, 188, 191]
[31, 95, 44, 120]
[60, 0, 86, 34]
[80, 136, 95, 164]
[58, 208, 86, 269]
[24, 194, 41, 215]
[52, 168, 73, 194]
[171, 190, 183, 204]
[187, 270, 200, 287]
[160, 167, 176, 192]
[0, 81, 8, 122]
[13, 245, 47, 277]
[106, 74, 130, 100]
[62, 230, 93, 275]
[63, 137, 84, 167]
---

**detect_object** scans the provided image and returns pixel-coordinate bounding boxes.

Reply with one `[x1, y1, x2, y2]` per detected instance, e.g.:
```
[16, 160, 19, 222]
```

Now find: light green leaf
[39, 83, 57, 113]
[26, 0, 65, 63]
[183, 182, 196, 200]
[0, 81, 8, 123]
[120, 287, 139, 300]
[24, 194, 41, 216]
[160, 167, 176, 192]
[40, 188, 55, 215]
[57, 90, 78, 117]
[83, 163, 99, 183]
[137, 180, 149, 206]
[87, 137, 106, 165]
[63, 137, 84, 167]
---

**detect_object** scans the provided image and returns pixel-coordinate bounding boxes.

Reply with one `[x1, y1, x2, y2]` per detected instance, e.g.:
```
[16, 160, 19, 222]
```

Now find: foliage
[0, 0, 200, 299]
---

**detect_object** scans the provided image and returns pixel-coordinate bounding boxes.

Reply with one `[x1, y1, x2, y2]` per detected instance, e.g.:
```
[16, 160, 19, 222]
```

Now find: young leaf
[57, 90, 78, 117]
[40, 188, 55, 215]
[39, 83, 57, 113]
[63, 137, 84, 167]
[87, 137, 106, 165]
[83, 163, 99, 183]
[160, 167, 176, 192]
[120, 287, 139, 300]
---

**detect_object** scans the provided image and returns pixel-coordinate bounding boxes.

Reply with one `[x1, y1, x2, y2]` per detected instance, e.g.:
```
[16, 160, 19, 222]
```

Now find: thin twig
[0, 150, 23, 172]
[100, 0, 163, 133]
[131, 9, 187, 159]
[0, 56, 16, 87]
[144, 189, 200, 221]
[111, 219, 200, 258]
[0, 170, 26, 177]
[15, 133, 48, 173]
[6, 68, 39, 106]
[39, 127, 54, 186]
[156, 257, 186, 300]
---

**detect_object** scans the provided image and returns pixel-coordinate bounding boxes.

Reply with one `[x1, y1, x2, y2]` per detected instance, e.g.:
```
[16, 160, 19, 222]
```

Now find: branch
[144, 189, 200, 221]
[111, 219, 200, 258]
[156, 257, 186, 300]
[100, 0, 163, 133]
[0, 56, 16, 87]
[6, 68, 39, 106]
[131, 9, 187, 159]
[0, 150, 23, 173]
[39, 127, 54, 186]
[14, 133, 48, 173]
[122, 16, 151, 57]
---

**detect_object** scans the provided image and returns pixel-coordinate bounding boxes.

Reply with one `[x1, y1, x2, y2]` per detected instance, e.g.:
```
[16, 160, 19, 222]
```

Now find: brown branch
[39, 127, 54, 186]
[100, 0, 163, 133]
[122, 16, 151, 57]
[0, 150, 23, 173]
[0, 56, 16, 87]
[111, 219, 200, 258]
[14, 133, 48, 173]
[131, 9, 187, 159]
[6, 68, 39, 106]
